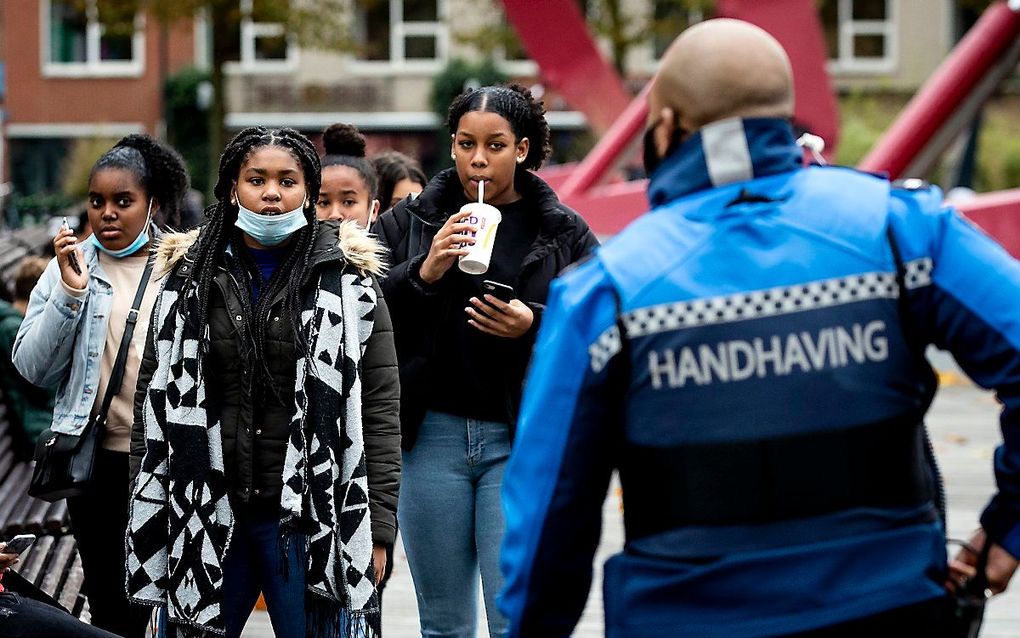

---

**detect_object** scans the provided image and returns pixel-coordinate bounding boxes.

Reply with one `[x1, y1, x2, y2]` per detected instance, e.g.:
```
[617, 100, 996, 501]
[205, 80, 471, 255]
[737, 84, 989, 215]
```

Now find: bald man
[500, 18, 1019, 638]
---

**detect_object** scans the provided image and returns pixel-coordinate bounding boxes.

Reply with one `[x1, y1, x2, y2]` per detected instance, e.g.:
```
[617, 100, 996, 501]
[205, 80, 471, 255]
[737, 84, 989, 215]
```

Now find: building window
[223, 0, 297, 73]
[354, 0, 447, 68]
[820, 0, 896, 72]
[43, 0, 144, 77]
[652, 1, 704, 60]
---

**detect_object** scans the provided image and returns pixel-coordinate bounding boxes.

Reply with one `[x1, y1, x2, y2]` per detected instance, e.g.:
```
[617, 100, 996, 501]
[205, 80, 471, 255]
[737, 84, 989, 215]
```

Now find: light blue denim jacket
[13, 240, 116, 435]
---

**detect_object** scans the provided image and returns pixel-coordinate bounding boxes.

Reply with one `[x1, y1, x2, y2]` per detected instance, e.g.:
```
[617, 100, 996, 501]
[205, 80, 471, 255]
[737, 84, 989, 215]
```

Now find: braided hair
[373, 151, 427, 211]
[321, 123, 379, 199]
[90, 134, 190, 228]
[184, 127, 322, 387]
[446, 83, 551, 171]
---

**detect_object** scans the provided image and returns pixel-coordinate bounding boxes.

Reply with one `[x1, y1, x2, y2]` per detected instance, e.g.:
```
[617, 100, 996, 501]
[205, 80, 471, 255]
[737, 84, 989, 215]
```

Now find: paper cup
[457, 202, 502, 275]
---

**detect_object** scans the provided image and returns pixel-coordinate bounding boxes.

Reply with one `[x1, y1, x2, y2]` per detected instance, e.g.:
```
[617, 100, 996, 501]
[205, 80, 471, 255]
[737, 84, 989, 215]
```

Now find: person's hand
[466, 296, 534, 338]
[946, 528, 1019, 596]
[0, 546, 19, 572]
[53, 226, 89, 289]
[419, 211, 476, 284]
[372, 544, 387, 587]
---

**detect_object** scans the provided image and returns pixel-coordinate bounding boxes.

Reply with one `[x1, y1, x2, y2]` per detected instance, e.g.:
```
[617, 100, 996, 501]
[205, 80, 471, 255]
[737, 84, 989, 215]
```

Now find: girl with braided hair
[317, 123, 381, 227]
[373, 84, 599, 637]
[126, 127, 399, 638]
[13, 134, 189, 638]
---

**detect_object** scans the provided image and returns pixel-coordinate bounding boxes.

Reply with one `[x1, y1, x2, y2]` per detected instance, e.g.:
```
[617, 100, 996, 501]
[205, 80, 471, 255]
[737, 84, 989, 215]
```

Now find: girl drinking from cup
[374, 84, 598, 637]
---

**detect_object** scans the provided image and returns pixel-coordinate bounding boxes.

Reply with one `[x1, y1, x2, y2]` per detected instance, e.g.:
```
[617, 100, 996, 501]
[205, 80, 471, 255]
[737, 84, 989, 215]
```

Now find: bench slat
[0, 463, 30, 531]
[11, 532, 54, 585]
[39, 534, 75, 598]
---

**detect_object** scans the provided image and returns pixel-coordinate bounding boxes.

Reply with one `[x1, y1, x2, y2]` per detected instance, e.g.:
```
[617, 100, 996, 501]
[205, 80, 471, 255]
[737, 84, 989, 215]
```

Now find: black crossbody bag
[28, 259, 154, 502]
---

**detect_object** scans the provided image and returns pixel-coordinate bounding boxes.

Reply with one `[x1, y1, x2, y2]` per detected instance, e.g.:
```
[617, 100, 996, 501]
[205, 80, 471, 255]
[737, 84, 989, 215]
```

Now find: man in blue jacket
[500, 19, 1019, 638]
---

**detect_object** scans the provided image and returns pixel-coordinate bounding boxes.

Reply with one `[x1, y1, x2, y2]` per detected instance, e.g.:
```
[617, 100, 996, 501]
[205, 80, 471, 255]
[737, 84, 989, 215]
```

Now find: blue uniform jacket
[499, 118, 1020, 637]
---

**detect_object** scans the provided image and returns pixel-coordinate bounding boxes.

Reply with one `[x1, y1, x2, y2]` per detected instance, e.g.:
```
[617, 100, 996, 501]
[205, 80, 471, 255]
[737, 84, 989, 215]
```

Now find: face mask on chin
[642, 118, 689, 177]
[234, 199, 309, 247]
[89, 198, 154, 258]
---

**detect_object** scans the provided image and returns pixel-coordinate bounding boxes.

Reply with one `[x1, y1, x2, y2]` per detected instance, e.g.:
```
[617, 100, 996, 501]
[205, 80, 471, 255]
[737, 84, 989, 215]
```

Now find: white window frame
[224, 0, 299, 75]
[826, 0, 898, 74]
[350, 0, 449, 75]
[41, 0, 145, 78]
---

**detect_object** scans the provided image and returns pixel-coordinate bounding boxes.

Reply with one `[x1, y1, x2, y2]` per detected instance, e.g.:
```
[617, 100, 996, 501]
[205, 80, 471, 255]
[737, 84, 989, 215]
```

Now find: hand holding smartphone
[2, 534, 36, 556]
[61, 217, 83, 275]
[482, 280, 515, 304]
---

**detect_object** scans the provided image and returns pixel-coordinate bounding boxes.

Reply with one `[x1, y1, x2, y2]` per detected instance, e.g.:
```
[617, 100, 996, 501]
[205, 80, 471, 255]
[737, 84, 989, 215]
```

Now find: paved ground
[242, 381, 1019, 637]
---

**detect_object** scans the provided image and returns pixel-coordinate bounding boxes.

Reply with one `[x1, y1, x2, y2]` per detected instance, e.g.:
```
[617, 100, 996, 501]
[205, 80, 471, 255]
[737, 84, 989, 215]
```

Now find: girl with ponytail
[13, 134, 189, 638]
[317, 122, 381, 228]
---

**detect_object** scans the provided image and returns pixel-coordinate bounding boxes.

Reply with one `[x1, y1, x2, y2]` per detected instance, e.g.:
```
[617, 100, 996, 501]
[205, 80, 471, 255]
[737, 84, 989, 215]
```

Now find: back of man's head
[651, 19, 795, 132]
[14, 256, 48, 302]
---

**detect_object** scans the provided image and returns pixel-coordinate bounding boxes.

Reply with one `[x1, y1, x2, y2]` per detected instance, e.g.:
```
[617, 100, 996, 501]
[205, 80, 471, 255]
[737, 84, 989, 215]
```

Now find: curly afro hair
[446, 83, 551, 171]
[90, 133, 190, 228]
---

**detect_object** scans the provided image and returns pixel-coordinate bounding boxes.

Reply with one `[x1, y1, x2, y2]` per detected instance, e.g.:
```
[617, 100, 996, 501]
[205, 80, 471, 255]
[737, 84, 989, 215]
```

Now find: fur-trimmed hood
[153, 220, 386, 279]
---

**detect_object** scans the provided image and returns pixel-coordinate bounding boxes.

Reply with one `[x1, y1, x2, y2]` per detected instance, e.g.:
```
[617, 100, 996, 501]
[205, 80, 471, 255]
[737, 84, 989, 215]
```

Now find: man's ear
[654, 107, 677, 158]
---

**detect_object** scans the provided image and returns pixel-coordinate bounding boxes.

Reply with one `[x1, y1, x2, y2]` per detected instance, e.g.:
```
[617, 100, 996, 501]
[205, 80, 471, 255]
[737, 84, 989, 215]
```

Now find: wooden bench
[8, 532, 89, 620]
[0, 221, 86, 619]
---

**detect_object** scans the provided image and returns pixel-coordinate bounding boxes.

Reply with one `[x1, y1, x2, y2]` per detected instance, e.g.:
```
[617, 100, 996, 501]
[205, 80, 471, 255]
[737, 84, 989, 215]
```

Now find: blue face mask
[234, 200, 308, 247]
[89, 198, 153, 258]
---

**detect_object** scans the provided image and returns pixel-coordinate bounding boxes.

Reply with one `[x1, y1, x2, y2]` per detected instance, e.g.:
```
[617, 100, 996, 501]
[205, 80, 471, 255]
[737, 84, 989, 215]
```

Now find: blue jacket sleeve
[499, 258, 621, 638]
[894, 189, 1020, 559]
[13, 258, 87, 388]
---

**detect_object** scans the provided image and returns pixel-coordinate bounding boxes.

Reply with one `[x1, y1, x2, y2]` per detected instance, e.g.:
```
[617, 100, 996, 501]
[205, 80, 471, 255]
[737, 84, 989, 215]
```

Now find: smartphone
[482, 280, 515, 304]
[2, 534, 36, 555]
[61, 217, 82, 275]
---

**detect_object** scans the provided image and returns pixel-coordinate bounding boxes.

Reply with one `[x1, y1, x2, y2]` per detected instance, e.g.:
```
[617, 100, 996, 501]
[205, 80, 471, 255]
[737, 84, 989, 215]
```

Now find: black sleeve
[130, 305, 159, 482]
[361, 277, 402, 546]
[373, 206, 441, 316]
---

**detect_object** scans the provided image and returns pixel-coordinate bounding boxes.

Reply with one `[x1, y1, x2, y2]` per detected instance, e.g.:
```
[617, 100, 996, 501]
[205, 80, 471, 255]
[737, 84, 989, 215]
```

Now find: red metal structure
[505, 0, 1020, 253]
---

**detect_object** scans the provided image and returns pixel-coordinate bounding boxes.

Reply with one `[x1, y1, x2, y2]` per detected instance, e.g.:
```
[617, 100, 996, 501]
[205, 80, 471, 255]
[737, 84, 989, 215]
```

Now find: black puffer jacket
[131, 221, 401, 546]
[373, 168, 599, 449]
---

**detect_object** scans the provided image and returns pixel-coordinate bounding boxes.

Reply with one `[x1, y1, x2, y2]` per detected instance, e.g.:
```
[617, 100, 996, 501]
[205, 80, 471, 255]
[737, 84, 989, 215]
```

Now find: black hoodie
[373, 168, 599, 449]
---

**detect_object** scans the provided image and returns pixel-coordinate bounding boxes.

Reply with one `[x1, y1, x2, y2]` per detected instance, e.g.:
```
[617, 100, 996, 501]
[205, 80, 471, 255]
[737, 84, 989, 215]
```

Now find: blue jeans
[221, 512, 306, 638]
[156, 513, 362, 638]
[398, 411, 510, 638]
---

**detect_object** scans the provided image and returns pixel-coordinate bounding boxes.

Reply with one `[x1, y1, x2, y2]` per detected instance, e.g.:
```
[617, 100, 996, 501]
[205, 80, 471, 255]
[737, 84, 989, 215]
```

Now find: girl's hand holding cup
[54, 223, 89, 290]
[420, 210, 477, 284]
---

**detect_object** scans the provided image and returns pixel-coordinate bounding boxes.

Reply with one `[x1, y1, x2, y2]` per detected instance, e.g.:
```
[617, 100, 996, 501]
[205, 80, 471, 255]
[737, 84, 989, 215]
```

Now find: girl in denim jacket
[13, 135, 189, 638]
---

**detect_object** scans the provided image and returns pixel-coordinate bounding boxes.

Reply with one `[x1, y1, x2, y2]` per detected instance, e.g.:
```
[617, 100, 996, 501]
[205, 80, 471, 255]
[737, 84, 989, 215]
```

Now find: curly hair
[184, 127, 322, 390]
[90, 134, 190, 229]
[446, 83, 551, 171]
[321, 122, 378, 199]
[373, 151, 427, 210]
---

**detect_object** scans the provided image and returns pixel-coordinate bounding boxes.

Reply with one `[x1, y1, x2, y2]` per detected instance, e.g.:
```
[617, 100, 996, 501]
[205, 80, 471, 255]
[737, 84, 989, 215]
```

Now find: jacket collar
[406, 167, 575, 238]
[647, 117, 803, 208]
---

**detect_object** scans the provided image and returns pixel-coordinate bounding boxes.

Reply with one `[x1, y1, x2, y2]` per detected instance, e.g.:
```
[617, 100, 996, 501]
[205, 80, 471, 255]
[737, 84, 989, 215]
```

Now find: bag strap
[94, 257, 154, 428]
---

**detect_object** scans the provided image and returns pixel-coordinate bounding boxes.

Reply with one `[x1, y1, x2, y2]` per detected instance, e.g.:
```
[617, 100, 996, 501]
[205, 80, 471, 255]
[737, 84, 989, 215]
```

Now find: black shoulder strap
[94, 258, 154, 428]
